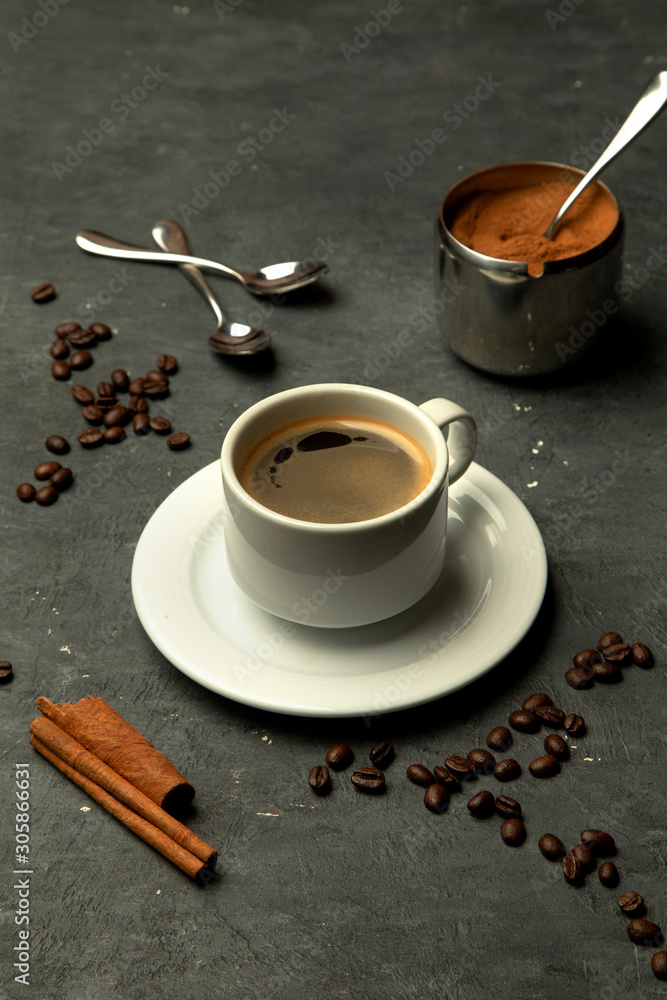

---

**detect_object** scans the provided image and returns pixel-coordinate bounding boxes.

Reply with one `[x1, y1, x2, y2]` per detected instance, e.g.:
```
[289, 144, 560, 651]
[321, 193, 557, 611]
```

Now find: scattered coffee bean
[597, 631, 624, 651]
[50, 468, 73, 491]
[308, 765, 331, 795]
[130, 395, 149, 413]
[493, 758, 521, 782]
[433, 766, 461, 792]
[104, 426, 126, 444]
[562, 851, 583, 883]
[424, 782, 448, 813]
[88, 322, 111, 340]
[564, 713, 586, 736]
[444, 755, 476, 780]
[31, 282, 56, 303]
[34, 461, 61, 480]
[539, 834, 565, 860]
[601, 643, 633, 665]
[651, 952, 667, 981]
[501, 818, 525, 846]
[495, 794, 521, 818]
[69, 329, 97, 347]
[529, 754, 560, 779]
[111, 369, 130, 392]
[407, 764, 435, 787]
[627, 919, 662, 946]
[128, 377, 146, 395]
[580, 829, 616, 855]
[369, 741, 394, 769]
[146, 369, 168, 383]
[565, 666, 594, 689]
[591, 660, 622, 683]
[631, 642, 654, 668]
[0, 660, 13, 683]
[351, 766, 385, 793]
[35, 485, 58, 506]
[487, 726, 512, 752]
[51, 360, 70, 380]
[144, 379, 170, 399]
[16, 483, 35, 502]
[167, 432, 190, 451]
[45, 435, 69, 455]
[467, 748, 495, 773]
[71, 385, 95, 405]
[572, 843, 596, 874]
[97, 381, 114, 397]
[70, 350, 92, 370]
[508, 710, 540, 733]
[522, 693, 552, 712]
[50, 338, 69, 359]
[467, 790, 495, 817]
[132, 413, 151, 436]
[96, 396, 118, 410]
[573, 648, 601, 670]
[150, 416, 171, 434]
[618, 891, 645, 915]
[81, 405, 103, 425]
[77, 428, 103, 449]
[535, 706, 566, 727]
[56, 321, 81, 337]
[325, 744, 353, 771]
[544, 734, 570, 760]
[598, 862, 619, 887]
[157, 354, 178, 373]
[103, 405, 131, 428]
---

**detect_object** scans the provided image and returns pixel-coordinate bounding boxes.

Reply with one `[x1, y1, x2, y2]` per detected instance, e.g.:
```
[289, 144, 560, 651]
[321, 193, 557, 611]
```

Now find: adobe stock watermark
[8, 0, 71, 54]
[74, 266, 134, 322]
[51, 65, 169, 181]
[545, 0, 586, 31]
[212, 0, 244, 20]
[339, 0, 411, 63]
[384, 75, 501, 192]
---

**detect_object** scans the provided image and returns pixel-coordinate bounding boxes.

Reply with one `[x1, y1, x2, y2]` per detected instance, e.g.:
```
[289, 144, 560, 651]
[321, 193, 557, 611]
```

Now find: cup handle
[419, 398, 478, 485]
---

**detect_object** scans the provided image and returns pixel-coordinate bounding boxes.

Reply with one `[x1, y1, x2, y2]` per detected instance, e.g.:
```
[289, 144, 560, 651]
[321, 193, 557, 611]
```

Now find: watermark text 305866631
[14, 763, 32, 986]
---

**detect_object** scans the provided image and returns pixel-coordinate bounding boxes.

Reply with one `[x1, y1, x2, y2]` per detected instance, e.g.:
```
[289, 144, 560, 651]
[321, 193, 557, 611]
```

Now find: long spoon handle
[76, 230, 243, 283]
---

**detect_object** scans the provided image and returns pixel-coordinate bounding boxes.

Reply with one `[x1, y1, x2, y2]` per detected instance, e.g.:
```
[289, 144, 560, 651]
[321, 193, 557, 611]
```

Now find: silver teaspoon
[543, 71, 667, 239]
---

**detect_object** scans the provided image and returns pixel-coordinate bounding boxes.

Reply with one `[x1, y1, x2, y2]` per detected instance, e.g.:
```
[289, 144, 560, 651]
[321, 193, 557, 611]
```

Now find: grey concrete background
[1, 1, 666, 998]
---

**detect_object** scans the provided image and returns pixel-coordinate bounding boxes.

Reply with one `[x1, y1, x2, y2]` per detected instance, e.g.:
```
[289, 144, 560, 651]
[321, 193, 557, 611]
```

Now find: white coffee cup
[220, 383, 477, 628]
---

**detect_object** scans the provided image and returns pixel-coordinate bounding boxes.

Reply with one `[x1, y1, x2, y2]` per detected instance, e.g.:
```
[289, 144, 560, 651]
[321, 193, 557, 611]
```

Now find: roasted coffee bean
[157, 353, 178, 373]
[308, 765, 331, 795]
[522, 693, 552, 712]
[424, 782, 448, 813]
[97, 381, 114, 397]
[565, 666, 594, 689]
[487, 726, 512, 752]
[467, 748, 496, 773]
[495, 795, 521, 818]
[564, 713, 586, 736]
[597, 631, 623, 651]
[146, 369, 168, 383]
[70, 350, 92, 370]
[501, 818, 525, 846]
[150, 416, 171, 434]
[572, 843, 596, 873]
[444, 755, 476, 780]
[132, 413, 151, 435]
[562, 851, 583, 884]
[71, 385, 95, 405]
[45, 435, 69, 455]
[493, 758, 521, 782]
[407, 764, 435, 787]
[508, 710, 540, 733]
[631, 642, 654, 668]
[110, 368, 130, 392]
[580, 829, 616, 855]
[130, 395, 148, 413]
[601, 643, 633, 665]
[167, 432, 190, 451]
[544, 734, 570, 760]
[95, 396, 118, 410]
[591, 660, 622, 683]
[651, 952, 667, 981]
[529, 754, 560, 779]
[0, 661, 13, 683]
[35, 461, 61, 480]
[351, 766, 385, 793]
[103, 405, 131, 428]
[573, 648, 601, 670]
[88, 322, 111, 339]
[598, 862, 619, 887]
[539, 834, 565, 860]
[31, 282, 56, 302]
[627, 919, 662, 946]
[467, 790, 495, 818]
[128, 377, 146, 395]
[369, 741, 394, 769]
[50, 338, 69, 359]
[325, 744, 353, 771]
[81, 404, 103, 425]
[144, 379, 170, 399]
[35, 485, 58, 506]
[56, 321, 81, 336]
[51, 360, 70, 380]
[104, 426, 126, 444]
[16, 483, 35, 502]
[433, 766, 461, 792]
[77, 428, 103, 449]
[68, 329, 97, 347]
[618, 891, 645, 915]
[535, 705, 566, 727]
[50, 467, 73, 491]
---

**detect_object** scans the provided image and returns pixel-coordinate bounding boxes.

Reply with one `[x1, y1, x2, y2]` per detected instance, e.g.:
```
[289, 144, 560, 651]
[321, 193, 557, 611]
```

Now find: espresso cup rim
[220, 382, 449, 532]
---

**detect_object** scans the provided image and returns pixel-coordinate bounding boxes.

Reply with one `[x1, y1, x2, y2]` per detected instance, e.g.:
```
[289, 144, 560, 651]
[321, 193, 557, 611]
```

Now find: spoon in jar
[542, 71, 667, 240]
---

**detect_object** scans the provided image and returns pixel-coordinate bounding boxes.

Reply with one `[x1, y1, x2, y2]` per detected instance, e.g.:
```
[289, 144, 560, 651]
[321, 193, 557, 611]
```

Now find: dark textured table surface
[1, 2, 666, 998]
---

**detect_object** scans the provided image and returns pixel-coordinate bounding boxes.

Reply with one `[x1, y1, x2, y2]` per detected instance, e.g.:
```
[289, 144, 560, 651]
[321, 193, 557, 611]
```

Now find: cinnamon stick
[30, 735, 214, 885]
[30, 716, 217, 868]
[36, 695, 194, 812]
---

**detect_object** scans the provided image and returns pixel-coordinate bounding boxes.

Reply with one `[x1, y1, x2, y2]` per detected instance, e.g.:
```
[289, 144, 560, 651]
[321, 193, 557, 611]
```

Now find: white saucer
[131, 461, 547, 718]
